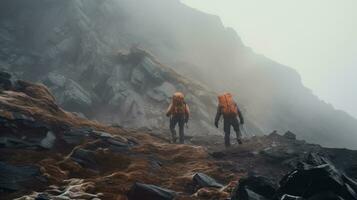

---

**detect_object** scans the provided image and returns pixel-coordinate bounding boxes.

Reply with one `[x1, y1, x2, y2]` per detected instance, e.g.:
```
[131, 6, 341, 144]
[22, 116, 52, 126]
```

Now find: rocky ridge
[1, 74, 357, 200]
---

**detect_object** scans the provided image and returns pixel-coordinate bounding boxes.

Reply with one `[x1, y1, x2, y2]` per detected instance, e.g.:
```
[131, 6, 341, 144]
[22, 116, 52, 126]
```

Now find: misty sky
[181, 0, 357, 118]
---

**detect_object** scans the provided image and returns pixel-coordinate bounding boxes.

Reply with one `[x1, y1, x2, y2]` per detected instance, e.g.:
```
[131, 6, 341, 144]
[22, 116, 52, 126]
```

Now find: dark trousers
[224, 117, 242, 147]
[170, 116, 185, 144]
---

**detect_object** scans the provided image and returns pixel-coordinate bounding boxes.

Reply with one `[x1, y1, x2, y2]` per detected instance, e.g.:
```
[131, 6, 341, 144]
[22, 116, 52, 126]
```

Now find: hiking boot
[237, 138, 242, 144]
[172, 137, 177, 143]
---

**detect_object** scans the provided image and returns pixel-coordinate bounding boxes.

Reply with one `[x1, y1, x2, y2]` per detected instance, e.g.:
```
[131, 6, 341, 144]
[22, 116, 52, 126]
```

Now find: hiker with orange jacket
[166, 92, 190, 144]
[214, 93, 244, 147]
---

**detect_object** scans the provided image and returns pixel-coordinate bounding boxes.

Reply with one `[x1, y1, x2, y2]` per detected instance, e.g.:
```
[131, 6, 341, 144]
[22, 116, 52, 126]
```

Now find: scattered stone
[127, 182, 176, 200]
[18, 179, 102, 200]
[231, 175, 277, 200]
[192, 173, 223, 189]
[70, 148, 98, 170]
[40, 131, 56, 149]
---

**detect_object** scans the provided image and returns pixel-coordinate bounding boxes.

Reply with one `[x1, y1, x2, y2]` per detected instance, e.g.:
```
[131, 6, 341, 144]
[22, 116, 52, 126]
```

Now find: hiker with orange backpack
[166, 92, 190, 144]
[214, 93, 244, 147]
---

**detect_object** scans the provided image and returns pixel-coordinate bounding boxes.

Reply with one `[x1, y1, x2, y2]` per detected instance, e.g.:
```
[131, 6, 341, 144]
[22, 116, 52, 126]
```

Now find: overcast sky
[181, 0, 357, 118]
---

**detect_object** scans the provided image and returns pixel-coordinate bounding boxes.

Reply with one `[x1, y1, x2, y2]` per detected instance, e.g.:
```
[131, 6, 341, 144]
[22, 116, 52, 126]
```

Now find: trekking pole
[241, 124, 248, 138]
[242, 125, 253, 138]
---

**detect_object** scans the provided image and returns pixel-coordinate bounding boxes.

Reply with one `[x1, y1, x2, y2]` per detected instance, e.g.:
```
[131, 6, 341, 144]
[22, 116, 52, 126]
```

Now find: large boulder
[278, 164, 357, 200]
[277, 154, 357, 200]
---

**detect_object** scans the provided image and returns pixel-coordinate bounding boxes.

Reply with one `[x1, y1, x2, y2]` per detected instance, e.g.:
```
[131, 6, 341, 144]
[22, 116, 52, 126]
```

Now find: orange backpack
[172, 92, 187, 115]
[218, 93, 238, 117]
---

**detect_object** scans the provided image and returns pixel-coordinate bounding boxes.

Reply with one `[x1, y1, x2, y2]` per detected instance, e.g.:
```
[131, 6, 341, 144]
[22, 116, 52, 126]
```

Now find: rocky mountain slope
[0, 0, 356, 148]
[0, 77, 233, 200]
[0, 0, 262, 136]
[1, 75, 357, 200]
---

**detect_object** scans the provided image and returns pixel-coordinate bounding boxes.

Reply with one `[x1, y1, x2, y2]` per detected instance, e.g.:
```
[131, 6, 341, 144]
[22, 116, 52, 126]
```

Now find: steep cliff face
[0, 0, 356, 148]
[0, 0, 263, 136]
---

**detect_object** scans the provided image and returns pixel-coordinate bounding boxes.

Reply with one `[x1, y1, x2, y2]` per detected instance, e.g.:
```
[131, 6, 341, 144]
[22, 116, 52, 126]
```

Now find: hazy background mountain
[0, 0, 356, 148]
[182, 0, 357, 119]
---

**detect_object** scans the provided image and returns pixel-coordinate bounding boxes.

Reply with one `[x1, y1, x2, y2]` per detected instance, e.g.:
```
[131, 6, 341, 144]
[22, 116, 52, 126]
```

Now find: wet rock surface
[0, 162, 47, 192]
[193, 173, 224, 189]
[230, 153, 357, 200]
[231, 175, 277, 200]
[127, 182, 176, 200]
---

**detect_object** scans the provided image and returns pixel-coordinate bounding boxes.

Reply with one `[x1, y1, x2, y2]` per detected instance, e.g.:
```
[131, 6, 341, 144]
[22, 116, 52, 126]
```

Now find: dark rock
[0, 162, 47, 192]
[192, 173, 223, 189]
[12, 112, 35, 122]
[0, 77, 12, 90]
[106, 138, 131, 150]
[284, 131, 296, 140]
[70, 148, 98, 170]
[306, 192, 345, 200]
[304, 152, 328, 166]
[0, 71, 12, 90]
[127, 182, 176, 200]
[210, 151, 227, 159]
[342, 174, 357, 193]
[0, 71, 11, 79]
[278, 157, 357, 200]
[63, 128, 91, 145]
[35, 193, 51, 200]
[232, 187, 269, 200]
[0, 137, 38, 149]
[85, 130, 134, 152]
[231, 175, 277, 200]
[90, 130, 114, 139]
